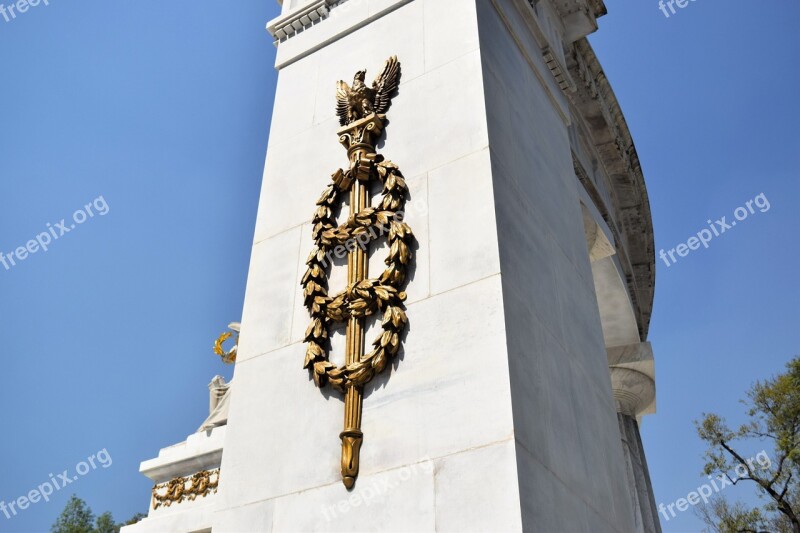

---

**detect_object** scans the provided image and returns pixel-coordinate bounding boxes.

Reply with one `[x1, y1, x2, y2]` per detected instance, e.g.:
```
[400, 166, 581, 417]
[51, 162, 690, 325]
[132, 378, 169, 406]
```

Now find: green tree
[696, 357, 800, 533]
[695, 496, 769, 532]
[122, 512, 146, 527]
[51, 495, 94, 533]
[94, 512, 116, 533]
[51, 496, 145, 533]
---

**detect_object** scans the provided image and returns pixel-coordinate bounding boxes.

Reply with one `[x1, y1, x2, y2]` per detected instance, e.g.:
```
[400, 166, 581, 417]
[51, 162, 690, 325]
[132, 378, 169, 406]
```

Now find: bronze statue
[336, 56, 401, 126]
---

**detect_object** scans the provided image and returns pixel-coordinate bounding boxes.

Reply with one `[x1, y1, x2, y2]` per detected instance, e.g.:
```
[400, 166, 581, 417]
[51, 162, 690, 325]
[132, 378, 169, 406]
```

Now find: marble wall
[212, 0, 640, 531]
[476, 1, 637, 531]
[215, 1, 526, 531]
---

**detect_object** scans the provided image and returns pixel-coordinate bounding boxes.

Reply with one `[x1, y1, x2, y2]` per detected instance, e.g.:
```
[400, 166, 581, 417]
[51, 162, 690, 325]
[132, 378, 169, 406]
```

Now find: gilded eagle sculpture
[336, 55, 401, 126]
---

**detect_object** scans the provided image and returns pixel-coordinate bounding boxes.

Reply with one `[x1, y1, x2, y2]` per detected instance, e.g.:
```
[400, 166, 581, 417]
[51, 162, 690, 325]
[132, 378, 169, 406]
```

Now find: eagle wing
[371, 56, 401, 115]
[336, 80, 351, 126]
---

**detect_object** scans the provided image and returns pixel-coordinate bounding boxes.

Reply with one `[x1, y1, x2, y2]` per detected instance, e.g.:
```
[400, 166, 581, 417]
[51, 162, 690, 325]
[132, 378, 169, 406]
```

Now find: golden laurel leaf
[213, 331, 232, 357]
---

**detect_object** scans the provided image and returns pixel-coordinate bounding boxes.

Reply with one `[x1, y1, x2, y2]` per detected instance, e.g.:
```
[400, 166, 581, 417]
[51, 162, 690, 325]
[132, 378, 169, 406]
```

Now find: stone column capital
[608, 342, 656, 418]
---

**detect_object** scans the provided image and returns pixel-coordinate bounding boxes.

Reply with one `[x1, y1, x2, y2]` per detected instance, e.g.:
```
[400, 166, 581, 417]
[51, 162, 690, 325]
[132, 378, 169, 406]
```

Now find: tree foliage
[51, 495, 94, 533]
[696, 357, 800, 533]
[122, 512, 146, 527]
[695, 496, 768, 532]
[94, 512, 116, 533]
[51, 495, 144, 533]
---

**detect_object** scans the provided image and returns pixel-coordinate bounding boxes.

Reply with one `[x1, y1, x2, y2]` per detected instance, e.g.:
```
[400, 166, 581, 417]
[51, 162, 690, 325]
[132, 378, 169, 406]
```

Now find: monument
[123, 0, 660, 531]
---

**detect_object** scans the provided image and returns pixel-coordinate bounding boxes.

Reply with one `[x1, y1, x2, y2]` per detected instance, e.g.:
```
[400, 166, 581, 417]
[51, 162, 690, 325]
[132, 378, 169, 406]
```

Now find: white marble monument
[124, 0, 660, 531]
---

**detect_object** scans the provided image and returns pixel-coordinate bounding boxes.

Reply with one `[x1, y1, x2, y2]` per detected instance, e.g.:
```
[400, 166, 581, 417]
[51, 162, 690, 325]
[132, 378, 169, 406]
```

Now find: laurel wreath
[213, 331, 237, 364]
[301, 155, 413, 392]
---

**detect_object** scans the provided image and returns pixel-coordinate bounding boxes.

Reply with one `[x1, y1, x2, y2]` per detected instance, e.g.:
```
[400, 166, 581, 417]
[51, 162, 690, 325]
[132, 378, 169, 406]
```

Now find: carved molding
[568, 39, 655, 339]
[269, 0, 335, 43]
[269, 0, 373, 45]
[152, 469, 220, 510]
[543, 45, 576, 93]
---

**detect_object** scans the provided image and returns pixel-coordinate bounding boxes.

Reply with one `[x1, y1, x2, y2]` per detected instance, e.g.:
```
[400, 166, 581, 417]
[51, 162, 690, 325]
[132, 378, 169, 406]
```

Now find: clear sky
[0, 1, 797, 532]
[590, 1, 799, 531]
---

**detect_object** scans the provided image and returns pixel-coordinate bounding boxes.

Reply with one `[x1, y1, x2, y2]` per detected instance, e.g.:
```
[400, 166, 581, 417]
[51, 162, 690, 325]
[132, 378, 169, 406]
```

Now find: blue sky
[590, 1, 800, 531]
[0, 1, 797, 532]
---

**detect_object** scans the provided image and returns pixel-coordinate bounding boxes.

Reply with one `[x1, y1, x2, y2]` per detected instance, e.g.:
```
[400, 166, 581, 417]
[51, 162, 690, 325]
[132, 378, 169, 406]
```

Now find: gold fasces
[340, 428, 363, 489]
[300, 58, 409, 489]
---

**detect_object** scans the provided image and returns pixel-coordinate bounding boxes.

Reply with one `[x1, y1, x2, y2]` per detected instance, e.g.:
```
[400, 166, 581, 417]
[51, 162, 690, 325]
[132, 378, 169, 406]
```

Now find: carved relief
[152, 469, 220, 509]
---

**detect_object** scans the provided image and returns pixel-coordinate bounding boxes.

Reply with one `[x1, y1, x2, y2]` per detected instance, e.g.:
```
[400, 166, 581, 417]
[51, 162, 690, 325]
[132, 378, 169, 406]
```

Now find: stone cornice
[543, 45, 576, 92]
[536, 0, 607, 42]
[266, 0, 413, 68]
[140, 426, 225, 483]
[566, 38, 656, 339]
[268, 0, 334, 44]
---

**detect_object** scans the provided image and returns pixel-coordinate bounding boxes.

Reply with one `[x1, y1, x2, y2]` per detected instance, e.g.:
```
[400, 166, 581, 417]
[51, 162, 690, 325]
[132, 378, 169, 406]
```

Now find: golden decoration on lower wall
[301, 57, 411, 489]
[151, 469, 220, 509]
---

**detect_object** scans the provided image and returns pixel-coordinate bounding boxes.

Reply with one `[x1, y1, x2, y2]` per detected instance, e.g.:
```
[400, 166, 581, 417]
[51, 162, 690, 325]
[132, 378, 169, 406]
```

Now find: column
[609, 342, 662, 533]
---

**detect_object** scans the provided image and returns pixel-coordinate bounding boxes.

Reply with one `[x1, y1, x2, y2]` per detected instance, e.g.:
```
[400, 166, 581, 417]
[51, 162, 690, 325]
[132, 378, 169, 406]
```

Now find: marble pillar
[610, 343, 661, 533]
